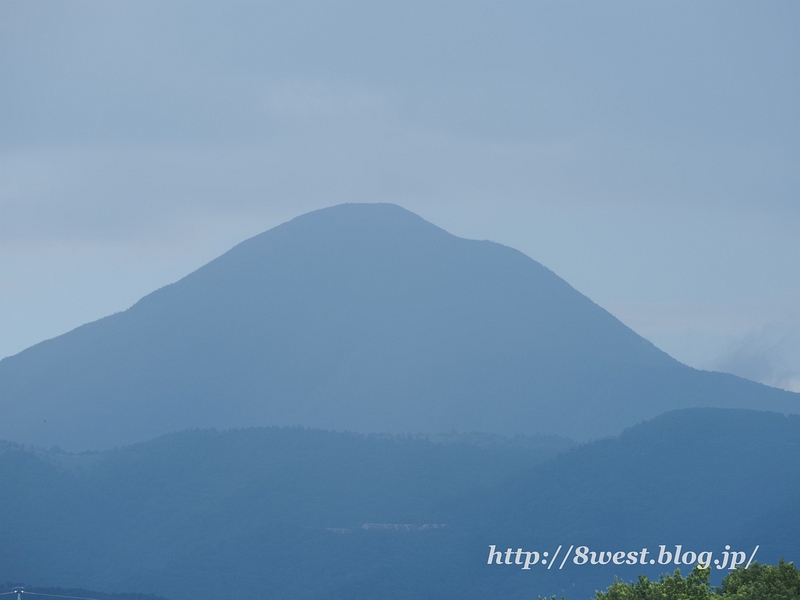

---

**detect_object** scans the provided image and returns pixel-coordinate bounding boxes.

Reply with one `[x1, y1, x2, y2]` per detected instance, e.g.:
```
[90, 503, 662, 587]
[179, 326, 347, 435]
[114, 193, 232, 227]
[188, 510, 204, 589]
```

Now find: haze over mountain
[0, 203, 797, 450]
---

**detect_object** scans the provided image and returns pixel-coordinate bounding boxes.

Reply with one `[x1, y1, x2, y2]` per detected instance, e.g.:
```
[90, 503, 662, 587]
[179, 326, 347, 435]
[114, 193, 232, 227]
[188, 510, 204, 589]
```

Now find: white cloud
[713, 322, 800, 392]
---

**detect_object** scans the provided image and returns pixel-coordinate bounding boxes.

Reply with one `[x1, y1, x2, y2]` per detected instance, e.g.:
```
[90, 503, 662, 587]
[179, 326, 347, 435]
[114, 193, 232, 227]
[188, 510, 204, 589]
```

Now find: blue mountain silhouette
[0, 203, 796, 449]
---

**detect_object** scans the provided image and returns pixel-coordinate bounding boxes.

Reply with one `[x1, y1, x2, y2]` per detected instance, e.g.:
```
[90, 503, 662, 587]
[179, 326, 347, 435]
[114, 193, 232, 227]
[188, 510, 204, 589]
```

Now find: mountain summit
[1, 203, 796, 449]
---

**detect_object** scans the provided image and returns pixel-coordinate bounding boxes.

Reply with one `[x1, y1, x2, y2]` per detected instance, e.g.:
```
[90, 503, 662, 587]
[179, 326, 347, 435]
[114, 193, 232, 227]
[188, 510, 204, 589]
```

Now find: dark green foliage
[721, 560, 800, 600]
[595, 567, 717, 600]
[593, 562, 800, 600]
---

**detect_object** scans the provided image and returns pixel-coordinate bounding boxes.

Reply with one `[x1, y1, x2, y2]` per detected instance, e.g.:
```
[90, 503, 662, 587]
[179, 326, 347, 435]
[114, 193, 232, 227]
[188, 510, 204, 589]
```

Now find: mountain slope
[0, 409, 798, 599]
[0, 203, 797, 449]
[467, 408, 800, 596]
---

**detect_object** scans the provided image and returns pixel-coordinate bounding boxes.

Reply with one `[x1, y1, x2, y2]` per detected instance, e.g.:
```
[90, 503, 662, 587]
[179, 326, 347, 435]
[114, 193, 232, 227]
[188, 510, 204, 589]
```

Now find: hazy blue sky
[2, 1, 799, 391]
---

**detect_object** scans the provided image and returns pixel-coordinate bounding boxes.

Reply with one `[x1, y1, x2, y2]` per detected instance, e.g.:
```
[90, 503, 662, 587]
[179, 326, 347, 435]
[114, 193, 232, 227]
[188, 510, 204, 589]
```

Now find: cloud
[714, 322, 800, 393]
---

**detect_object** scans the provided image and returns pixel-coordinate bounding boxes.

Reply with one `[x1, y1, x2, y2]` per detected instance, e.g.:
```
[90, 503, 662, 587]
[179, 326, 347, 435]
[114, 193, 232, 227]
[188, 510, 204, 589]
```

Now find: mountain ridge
[1, 408, 798, 599]
[0, 203, 797, 450]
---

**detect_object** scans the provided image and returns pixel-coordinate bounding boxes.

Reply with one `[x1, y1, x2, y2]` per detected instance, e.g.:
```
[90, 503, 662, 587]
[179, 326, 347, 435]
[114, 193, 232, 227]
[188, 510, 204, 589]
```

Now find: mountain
[0, 409, 798, 599]
[470, 408, 800, 596]
[0, 427, 569, 600]
[0, 203, 797, 450]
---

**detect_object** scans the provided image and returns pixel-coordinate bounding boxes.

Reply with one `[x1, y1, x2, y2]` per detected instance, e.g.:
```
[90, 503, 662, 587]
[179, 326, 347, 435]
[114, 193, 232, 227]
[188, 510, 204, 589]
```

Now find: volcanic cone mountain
[0, 203, 796, 449]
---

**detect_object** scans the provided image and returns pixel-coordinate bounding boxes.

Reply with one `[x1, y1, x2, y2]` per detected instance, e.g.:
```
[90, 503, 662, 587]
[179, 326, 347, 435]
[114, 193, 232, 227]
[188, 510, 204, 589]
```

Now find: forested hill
[1, 203, 797, 450]
[1, 408, 798, 600]
[0, 428, 571, 600]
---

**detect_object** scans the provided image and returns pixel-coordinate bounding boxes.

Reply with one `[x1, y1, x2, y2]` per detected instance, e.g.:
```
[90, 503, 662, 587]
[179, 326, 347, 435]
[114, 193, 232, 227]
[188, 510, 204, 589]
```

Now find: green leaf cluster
[591, 561, 800, 600]
[722, 560, 800, 600]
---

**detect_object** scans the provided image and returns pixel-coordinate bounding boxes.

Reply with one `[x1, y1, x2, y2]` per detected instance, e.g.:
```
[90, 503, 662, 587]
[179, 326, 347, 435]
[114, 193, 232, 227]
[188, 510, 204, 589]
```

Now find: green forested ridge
[0, 408, 798, 600]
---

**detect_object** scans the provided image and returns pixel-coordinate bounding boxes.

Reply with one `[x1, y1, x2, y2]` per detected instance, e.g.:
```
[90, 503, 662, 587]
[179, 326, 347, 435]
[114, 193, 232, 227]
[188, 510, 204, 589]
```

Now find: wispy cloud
[714, 322, 800, 393]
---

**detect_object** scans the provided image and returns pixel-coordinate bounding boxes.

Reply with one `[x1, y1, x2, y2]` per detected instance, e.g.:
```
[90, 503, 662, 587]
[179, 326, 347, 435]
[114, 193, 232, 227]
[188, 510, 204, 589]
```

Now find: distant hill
[0, 409, 797, 599]
[0, 426, 570, 600]
[469, 408, 800, 596]
[0, 203, 797, 450]
[0, 585, 168, 600]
